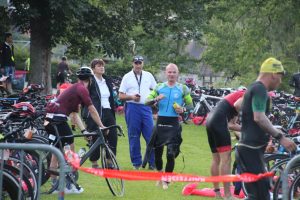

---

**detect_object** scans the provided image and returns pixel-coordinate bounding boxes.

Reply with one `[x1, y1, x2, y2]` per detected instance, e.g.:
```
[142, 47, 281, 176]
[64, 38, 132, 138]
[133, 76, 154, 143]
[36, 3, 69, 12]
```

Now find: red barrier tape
[65, 150, 274, 183]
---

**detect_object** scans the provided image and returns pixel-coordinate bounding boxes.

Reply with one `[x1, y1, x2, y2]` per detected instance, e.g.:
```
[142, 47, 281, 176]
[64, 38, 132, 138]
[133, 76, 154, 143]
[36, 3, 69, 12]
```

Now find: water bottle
[278, 145, 286, 154]
[64, 144, 72, 160]
[78, 147, 86, 158]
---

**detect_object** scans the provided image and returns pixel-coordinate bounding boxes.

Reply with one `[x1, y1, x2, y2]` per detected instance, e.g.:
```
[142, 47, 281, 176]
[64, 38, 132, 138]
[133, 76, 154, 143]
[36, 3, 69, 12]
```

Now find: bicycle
[192, 94, 221, 125]
[46, 120, 125, 197]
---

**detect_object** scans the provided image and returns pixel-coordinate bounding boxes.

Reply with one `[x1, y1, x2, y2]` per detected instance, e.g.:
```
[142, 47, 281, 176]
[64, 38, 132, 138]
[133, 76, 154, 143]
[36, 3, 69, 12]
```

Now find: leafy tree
[0, 7, 10, 37]
[7, 0, 132, 93]
[2, 0, 209, 94]
[130, 0, 208, 72]
[202, 0, 300, 89]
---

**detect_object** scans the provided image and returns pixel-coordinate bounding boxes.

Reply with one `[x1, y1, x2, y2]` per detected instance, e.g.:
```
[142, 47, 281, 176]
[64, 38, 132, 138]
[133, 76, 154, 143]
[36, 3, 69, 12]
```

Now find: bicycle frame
[193, 94, 221, 115]
[49, 124, 123, 167]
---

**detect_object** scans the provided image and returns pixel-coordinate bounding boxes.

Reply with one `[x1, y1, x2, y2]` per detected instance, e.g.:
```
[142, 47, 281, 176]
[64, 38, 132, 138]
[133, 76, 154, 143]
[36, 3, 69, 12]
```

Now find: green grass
[41, 115, 225, 200]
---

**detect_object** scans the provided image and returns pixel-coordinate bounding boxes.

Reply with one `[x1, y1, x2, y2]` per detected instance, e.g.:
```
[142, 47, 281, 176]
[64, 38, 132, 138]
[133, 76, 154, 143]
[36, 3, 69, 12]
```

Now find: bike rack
[282, 154, 300, 200]
[0, 143, 69, 200]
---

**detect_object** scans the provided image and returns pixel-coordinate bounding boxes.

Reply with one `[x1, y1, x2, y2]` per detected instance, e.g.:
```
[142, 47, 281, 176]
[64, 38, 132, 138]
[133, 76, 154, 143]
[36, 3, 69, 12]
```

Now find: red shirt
[52, 82, 92, 115]
[224, 90, 245, 107]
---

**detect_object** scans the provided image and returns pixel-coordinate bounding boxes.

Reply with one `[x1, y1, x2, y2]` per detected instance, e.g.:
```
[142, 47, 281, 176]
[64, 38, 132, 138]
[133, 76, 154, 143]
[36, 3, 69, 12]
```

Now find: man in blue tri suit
[145, 63, 193, 190]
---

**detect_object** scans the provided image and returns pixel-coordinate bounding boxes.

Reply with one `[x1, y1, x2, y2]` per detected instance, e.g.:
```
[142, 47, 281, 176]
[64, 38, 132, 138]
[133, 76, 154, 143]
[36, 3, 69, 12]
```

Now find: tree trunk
[29, 17, 52, 94]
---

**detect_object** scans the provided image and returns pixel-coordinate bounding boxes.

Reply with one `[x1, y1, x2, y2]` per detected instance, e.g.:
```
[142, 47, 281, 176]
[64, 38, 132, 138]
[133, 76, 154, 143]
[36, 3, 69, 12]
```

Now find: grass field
[41, 114, 233, 200]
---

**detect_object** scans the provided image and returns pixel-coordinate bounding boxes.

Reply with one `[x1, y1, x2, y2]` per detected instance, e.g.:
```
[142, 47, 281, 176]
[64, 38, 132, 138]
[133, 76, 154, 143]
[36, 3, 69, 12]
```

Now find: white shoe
[64, 184, 84, 194]
[162, 181, 169, 190]
[223, 196, 239, 200]
[156, 180, 162, 187]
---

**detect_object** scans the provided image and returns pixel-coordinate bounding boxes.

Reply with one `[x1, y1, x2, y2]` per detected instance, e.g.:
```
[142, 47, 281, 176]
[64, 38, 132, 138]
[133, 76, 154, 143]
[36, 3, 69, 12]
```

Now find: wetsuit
[147, 82, 193, 172]
[206, 90, 245, 153]
[236, 81, 271, 200]
[289, 72, 300, 97]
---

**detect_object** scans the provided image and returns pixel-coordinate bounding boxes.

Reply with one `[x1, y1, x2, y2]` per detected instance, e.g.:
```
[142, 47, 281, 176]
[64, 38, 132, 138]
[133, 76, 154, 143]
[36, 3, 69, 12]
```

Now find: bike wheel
[6, 157, 38, 200]
[25, 137, 52, 185]
[193, 102, 207, 125]
[2, 171, 21, 200]
[100, 145, 124, 197]
[231, 160, 248, 197]
[264, 153, 290, 171]
[271, 162, 300, 200]
[4, 165, 34, 200]
[289, 173, 300, 200]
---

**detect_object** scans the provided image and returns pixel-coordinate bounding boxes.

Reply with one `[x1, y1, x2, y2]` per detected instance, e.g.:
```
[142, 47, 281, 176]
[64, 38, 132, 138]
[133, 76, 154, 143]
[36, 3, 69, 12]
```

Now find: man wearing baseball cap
[235, 57, 296, 200]
[119, 55, 157, 170]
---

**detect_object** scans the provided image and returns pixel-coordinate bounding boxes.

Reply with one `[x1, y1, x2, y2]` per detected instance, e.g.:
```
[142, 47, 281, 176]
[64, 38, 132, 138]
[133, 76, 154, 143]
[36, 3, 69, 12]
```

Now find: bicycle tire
[2, 170, 21, 200]
[193, 102, 208, 125]
[264, 153, 290, 171]
[231, 160, 248, 197]
[288, 172, 300, 200]
[101, 145, 125, 197]
[25, 136, 52, 185]
[271, 161, 300, 200]
[4, 165, 34, 200]
[7, 157, 38, 200]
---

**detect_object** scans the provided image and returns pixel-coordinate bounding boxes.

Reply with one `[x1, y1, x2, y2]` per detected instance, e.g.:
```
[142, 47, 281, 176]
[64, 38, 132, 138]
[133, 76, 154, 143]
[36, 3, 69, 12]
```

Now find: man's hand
[82, 130, 92, 141]
[100, 126, 109, 135]
[156, 94, 165, 102]
[280, 137, 297, 152]
[174, 106, 185, 114]
[132, 94, 141, 102]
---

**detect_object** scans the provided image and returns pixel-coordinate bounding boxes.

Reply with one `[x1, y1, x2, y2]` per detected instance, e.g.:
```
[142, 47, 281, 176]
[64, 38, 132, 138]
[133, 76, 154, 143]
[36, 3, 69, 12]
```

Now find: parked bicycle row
[0, 82, 125, 199]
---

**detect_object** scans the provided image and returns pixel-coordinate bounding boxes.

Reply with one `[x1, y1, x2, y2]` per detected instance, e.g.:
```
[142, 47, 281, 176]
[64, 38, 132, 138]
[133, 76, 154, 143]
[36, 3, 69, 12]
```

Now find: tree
[0, 6, 10, 37]
[4, 0, 209, 94]
[129, 0, 208, 72]
[202, 0, 300, 89]
[8, 0, 133, 93]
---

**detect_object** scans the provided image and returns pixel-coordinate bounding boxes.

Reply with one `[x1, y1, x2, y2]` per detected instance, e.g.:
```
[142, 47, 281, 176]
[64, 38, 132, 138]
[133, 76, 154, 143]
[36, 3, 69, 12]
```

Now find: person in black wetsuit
[289, 72, 300, 97]
[236, 57, 296, 200]
[206, 90, 245, 200]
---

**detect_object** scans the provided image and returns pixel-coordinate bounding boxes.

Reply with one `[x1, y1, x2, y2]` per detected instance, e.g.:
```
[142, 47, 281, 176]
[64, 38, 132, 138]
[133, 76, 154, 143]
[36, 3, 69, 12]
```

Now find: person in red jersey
[205, 89, 245, 200]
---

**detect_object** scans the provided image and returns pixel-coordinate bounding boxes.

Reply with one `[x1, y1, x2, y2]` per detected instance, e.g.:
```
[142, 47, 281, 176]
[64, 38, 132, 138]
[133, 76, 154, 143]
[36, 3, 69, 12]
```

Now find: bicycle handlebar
[70, 125, 124, 138]
[99, 125, 124, 137]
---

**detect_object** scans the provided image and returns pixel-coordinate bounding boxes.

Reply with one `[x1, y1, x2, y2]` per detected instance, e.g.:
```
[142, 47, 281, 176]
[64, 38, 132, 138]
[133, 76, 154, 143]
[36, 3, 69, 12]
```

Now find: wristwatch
[274, 133, 283, 141]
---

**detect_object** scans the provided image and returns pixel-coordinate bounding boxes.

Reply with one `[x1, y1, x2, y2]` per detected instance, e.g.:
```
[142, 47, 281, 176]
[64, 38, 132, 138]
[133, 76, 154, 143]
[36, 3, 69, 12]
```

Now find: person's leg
[102, 109, 118, 155]
[154, 146, 164, 171]
[206, 124, 221, 196]
[4, 66, 13, 93]
[236, 146, 270, 200]
[84, 114, 101, 167]
[211, 153, 221, 192]
[154, 146, 164, 187]
[165, 144, 180, 173]
[219, 151, 232, 198]
[125, 103, 142, 168]
[141, 105, 155, 167]
[209, 113, 233, 198]
[215, 129, 233, 198]
[88, 135, 101, 168]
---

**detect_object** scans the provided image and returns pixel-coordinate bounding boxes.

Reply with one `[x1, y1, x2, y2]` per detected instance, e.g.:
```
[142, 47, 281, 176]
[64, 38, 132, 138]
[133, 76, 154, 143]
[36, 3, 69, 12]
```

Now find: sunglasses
[134, 61, 143, 65]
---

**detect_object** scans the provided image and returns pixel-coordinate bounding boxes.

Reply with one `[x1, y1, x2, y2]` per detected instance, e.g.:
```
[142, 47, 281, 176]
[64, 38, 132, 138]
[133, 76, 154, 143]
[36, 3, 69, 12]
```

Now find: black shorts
[56, 72, 65, 84]
[206, 101, 233, 153]
[45, 120, 73, 148]
[236, 145, 270, 200]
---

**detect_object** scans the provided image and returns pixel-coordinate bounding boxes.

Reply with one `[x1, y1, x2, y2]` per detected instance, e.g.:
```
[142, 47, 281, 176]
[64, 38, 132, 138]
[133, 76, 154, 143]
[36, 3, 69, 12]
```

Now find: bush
[14, 45, 30, 70]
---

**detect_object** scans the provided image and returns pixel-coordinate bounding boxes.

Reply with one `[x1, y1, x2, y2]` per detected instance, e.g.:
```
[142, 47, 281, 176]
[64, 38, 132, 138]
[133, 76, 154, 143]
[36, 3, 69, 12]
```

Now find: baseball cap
[133, 55, 144, 62]
[260, 57, 285, 75]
